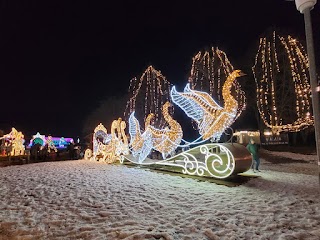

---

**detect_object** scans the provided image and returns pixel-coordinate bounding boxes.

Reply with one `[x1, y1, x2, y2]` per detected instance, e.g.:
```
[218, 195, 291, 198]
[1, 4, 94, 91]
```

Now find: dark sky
[1, 0, 319, 139]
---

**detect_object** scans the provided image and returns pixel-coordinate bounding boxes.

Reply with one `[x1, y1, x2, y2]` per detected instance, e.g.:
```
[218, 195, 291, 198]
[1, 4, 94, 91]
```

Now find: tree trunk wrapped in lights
[124, 65, 172, 129]
[252, 31, 314, 133]
[188, 48, 246, 122]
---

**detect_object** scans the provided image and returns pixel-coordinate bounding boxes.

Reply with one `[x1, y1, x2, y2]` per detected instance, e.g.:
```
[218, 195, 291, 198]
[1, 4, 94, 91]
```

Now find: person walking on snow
[246, 138, 261, 172]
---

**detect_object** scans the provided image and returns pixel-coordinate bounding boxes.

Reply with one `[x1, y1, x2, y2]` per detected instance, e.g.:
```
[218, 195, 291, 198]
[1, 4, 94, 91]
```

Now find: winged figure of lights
[171, 70, 245, 141]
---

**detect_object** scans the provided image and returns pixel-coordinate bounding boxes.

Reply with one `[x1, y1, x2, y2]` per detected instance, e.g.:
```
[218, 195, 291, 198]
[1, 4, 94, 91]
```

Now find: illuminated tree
[252, 31, 313, 133]
[124, 65, 171, 128]
[188, 47, 246, 122]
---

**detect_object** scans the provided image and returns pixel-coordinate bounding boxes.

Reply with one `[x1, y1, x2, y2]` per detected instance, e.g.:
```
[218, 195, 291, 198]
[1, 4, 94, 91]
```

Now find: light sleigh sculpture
[89, 70, 252, 179]
[85, 118, 129, 163]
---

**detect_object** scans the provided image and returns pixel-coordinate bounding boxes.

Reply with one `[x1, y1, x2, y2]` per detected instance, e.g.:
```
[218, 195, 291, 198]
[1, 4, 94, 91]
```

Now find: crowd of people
[29, 141, 83, 161]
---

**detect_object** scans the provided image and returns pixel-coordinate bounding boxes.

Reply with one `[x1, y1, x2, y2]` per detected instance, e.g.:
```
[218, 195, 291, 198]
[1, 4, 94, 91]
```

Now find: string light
[189, 48, 246, 122]
[252, 31, 313, 133]
[124, 65, 172, 128]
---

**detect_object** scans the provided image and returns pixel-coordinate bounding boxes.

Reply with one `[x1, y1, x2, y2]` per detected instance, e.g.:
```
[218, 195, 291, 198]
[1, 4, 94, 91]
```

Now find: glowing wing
[128, 112, 141, 141]
[184, 84, 222, 111]
[138, 130, 153, 163]
[170, 85, 204, 123]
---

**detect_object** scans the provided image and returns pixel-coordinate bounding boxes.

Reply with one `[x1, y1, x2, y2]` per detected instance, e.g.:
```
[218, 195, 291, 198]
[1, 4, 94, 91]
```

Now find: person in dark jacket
[30, 143, 41, 161]
[67, 141, 75, 160]
[246, 138, 261, 172]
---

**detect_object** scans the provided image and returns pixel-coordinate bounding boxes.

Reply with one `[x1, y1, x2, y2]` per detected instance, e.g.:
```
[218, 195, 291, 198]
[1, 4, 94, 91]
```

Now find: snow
[0, 151, 320, 239]
[262, 149, 317, 163]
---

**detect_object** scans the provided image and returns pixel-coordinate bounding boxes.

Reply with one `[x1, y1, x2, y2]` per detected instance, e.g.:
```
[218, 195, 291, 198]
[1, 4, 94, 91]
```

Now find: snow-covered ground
[0, 151, 320, 240]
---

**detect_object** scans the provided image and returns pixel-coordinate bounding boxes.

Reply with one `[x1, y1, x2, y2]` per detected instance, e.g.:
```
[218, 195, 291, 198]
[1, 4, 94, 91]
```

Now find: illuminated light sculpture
[113, 118, 129, 157]
[145, 102, 183, 159]
[28, 133, 73, 149]
[189, 48, 246, 121]
[124, 98, 252, 179]
[29, 132, 46, 146]
[86, 68, 252, 178]
[128, 112, 153, 163]
[1, 127, 25, 156]
[252, 31, 314, 133]
[124, 65, 172, 128]
[171, 70, 245, 141]
[121, 143, 251, 179]
[86, 119, 129, 163]
[46, 136, 58, 153]
[128, 101, 183, 162]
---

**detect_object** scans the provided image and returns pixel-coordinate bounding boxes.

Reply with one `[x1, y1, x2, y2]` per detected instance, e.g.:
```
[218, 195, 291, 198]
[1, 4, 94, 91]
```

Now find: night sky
[1, 0, 320, 139]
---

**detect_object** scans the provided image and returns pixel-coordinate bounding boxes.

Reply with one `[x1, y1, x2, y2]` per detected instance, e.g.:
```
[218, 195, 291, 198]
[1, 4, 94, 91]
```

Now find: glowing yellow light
[252, 31, 313, 133]
[2, 127, 25, 156]
[172, 70, 244, 141]
[124, 65, 171, 128]
[189, 48, 246, 122]
[91, 119, 129, 163]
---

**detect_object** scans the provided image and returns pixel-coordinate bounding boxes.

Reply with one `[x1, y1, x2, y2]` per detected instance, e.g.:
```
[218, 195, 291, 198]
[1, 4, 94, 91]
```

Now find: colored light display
[28, 132, 74, 150]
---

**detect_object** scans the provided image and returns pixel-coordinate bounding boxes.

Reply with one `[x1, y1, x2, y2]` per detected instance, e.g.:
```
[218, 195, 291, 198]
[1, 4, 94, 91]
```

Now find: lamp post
[295, 0, 320, 180]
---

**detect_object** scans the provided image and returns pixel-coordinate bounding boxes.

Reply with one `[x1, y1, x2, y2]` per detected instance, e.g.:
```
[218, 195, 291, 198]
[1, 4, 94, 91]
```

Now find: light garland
[124, 65, 172, 128]
[189, 48, 246, 121]
[252, 31, 313, 133]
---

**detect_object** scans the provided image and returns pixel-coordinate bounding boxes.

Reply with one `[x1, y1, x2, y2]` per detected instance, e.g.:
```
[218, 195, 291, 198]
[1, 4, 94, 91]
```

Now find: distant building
[234, 130, 260, 145]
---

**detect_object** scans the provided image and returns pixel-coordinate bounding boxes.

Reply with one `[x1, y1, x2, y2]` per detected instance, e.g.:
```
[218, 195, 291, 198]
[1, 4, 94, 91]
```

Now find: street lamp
[294, 0, 320, 177]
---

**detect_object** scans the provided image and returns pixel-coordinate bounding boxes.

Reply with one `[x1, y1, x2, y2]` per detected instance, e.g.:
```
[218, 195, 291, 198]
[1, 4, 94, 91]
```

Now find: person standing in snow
[246, 138, 261, 172]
